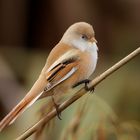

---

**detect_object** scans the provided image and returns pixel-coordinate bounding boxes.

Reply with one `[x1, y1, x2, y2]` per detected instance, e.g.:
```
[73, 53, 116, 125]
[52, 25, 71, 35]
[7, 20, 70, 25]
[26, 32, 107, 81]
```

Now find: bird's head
[61, 22, 98, 52]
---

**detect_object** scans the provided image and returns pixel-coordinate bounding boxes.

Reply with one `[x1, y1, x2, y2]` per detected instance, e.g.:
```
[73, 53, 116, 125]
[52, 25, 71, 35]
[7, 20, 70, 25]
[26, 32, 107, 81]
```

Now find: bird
[0, 22, 98, 131]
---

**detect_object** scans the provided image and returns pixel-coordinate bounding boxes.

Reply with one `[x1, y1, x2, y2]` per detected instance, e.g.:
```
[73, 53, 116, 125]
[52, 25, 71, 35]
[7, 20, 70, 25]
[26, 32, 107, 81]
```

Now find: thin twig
[16, 47, 140, 140]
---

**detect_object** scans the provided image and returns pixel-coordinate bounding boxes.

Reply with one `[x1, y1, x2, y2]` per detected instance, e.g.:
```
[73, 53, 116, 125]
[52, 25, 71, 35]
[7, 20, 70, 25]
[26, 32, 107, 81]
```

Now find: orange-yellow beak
[89, 37, 97, 43]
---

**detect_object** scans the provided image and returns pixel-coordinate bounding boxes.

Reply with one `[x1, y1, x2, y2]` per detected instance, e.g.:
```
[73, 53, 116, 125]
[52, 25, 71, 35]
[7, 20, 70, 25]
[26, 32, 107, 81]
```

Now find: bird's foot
[73, 79, 94, 93]
[51, 96, 62, 120]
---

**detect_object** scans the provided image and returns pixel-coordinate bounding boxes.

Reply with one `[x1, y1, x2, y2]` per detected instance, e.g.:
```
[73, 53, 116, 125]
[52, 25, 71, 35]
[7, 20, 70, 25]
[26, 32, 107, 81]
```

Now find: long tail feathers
[0, 51, 79, 132]
[0, 91, 43, 132]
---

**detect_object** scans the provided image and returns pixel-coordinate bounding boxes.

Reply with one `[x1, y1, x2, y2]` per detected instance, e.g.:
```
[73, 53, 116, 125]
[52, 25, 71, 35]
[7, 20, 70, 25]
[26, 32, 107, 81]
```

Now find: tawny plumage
[0, 22, 98, 131]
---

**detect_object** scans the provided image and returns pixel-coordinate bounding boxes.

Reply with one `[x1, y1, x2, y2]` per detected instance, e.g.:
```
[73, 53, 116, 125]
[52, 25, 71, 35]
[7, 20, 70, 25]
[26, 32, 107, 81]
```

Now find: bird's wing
[0, 50, 80, 131]
[44, 49, 80, 90]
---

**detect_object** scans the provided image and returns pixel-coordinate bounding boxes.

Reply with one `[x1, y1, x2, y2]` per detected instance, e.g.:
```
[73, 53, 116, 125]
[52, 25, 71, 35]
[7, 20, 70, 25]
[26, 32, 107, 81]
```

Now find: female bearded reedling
[0, 22, 98, 131]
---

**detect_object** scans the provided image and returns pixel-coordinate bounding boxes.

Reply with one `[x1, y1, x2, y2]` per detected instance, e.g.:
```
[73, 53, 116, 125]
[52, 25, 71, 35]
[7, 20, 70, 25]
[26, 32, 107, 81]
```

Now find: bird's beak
[89, 37, 97, 43]
[88, 37, 98, 51]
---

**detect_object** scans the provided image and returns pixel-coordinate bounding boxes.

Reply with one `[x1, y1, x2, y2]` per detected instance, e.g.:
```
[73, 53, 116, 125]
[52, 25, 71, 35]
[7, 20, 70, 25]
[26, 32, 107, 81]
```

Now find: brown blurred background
[0, 0, 140, 140]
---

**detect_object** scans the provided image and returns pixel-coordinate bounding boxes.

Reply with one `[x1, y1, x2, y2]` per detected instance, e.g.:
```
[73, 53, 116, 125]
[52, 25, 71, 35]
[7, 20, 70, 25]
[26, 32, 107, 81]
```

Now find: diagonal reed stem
[16, 47, 140, 140]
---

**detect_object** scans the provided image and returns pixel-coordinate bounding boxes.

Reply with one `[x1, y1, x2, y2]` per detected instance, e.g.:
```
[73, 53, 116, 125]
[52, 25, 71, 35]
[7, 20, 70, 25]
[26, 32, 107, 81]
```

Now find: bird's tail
[0, 74, 48, 131]
[0, 90, 43, 132]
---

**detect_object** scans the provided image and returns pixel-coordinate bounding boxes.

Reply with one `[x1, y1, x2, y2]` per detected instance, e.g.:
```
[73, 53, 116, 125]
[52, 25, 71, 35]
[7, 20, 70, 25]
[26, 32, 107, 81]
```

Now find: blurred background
[0, 0, 140, 139]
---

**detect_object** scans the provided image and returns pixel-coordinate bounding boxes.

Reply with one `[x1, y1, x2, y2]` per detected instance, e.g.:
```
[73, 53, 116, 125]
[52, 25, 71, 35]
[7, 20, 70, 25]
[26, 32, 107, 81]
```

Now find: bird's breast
[79, 50, 98, 79]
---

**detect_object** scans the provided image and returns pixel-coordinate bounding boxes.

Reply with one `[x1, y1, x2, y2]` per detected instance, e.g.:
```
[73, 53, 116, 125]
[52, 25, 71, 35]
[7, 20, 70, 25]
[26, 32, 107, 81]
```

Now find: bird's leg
[51, 95, 62, 120]
[72, 79, 94, 93]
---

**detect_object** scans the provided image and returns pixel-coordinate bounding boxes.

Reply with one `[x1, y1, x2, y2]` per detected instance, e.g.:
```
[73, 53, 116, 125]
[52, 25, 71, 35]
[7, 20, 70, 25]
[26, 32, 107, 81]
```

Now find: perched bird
[0, 22, 98, 131]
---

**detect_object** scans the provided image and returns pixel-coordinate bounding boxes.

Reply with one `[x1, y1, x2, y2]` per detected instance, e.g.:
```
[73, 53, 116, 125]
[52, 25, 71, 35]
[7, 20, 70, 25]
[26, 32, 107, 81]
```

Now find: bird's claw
[73, 79, 95, 93]
[51, 96, 62, 120]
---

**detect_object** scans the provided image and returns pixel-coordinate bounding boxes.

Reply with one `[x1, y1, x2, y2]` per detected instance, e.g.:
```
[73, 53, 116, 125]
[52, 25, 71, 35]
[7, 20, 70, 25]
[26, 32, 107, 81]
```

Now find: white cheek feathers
[72, 40, 98, 71]
[72, 39, 87, 52]
[72, 39, 98, 52]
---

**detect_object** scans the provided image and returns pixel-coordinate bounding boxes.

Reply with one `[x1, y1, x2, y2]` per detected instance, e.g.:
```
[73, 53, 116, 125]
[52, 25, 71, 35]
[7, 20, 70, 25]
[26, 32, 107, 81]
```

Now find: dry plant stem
[16, 47, 140, 140]
[89, 47, 140, 88]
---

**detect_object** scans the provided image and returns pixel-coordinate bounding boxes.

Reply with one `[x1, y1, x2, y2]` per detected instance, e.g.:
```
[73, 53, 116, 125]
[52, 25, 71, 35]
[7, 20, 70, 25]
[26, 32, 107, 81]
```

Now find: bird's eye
[81, 34, 88, 40]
